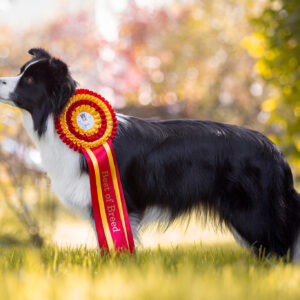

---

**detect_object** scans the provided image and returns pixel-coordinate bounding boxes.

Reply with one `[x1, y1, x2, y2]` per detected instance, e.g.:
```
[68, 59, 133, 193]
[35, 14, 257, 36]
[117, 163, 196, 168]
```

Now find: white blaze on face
[0, 75, 21, 104]
[0, 59, 45, 106]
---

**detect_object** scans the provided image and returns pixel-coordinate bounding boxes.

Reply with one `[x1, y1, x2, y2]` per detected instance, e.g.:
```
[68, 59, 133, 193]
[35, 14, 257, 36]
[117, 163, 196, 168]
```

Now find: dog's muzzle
[0, 76, 19, 105]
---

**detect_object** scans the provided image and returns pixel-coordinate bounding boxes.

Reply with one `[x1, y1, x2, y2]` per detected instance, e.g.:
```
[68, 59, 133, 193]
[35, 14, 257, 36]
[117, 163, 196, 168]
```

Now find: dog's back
[109, 116, 300, 258]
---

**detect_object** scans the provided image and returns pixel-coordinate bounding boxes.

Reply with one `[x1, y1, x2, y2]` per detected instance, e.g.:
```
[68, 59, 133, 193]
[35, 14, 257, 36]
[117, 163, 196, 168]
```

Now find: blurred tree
[249, 0, 300, 176]
[0, 105, 51, 247]
[117, 1, 267, 129]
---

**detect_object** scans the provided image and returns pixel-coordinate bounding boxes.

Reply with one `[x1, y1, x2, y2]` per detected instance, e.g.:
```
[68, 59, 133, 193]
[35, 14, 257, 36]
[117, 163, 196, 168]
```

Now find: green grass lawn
[0, 243, 300, 300]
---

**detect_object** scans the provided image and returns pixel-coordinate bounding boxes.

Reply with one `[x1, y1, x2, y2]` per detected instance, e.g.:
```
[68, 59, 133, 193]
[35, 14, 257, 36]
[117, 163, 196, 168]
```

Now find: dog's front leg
[128, 212, 142, 246]
[90, 212, 142, 253]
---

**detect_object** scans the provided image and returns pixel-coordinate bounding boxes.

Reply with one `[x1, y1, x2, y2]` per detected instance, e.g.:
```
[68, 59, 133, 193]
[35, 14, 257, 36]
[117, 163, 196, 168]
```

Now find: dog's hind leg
[227, 191, 300, 260]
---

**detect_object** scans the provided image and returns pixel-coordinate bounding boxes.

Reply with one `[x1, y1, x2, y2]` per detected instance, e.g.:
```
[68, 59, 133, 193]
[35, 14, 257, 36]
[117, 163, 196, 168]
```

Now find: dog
[0, 48, 300, 260]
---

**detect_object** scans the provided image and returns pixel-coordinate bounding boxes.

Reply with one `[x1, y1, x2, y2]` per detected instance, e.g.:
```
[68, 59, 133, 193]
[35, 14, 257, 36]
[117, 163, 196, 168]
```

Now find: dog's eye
[23, 76, 34, 84]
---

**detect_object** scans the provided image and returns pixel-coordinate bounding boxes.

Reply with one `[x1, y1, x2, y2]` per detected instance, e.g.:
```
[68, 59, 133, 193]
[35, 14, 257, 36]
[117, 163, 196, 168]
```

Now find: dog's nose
[0, 80, 7, 85]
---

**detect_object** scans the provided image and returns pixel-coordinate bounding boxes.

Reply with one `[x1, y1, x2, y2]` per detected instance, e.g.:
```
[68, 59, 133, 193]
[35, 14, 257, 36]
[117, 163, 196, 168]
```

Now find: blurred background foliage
[0, 0, 298, 246]
[250, 0, 300, 172]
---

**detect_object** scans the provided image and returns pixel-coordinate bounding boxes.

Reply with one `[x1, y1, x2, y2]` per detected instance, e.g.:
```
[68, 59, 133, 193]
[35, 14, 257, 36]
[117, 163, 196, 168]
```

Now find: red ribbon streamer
[83, 140, 134, 253]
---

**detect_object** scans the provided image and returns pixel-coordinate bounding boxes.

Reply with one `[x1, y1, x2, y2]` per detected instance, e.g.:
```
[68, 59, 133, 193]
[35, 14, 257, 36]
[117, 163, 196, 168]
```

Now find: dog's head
[0, 48, 77, 136]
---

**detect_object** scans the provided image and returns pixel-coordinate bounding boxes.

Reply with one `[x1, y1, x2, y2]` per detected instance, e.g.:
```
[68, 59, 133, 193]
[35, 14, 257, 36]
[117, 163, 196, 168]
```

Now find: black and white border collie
[1, 48, 300, 260]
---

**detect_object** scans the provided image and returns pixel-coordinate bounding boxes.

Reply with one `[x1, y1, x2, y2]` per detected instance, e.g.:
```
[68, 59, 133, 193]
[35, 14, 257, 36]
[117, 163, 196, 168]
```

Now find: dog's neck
[21, 111, 81, 169]
[22, 112, 60, 152]
[21, 111, 92, 218]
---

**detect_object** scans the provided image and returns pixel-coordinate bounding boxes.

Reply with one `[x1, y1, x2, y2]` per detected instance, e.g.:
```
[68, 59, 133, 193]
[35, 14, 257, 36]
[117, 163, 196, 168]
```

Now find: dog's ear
[28, 48, 51, 59]
[48, 57, 77, 115]
[49, 57, 69, 79]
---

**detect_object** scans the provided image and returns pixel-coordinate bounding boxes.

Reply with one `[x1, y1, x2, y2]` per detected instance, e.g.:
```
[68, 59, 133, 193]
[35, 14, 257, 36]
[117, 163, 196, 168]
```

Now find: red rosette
[55, 89, 117, 153]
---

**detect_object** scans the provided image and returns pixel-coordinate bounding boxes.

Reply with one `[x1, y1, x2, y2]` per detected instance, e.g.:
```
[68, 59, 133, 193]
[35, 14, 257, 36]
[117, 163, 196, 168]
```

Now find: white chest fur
[22, 112, 92, 220]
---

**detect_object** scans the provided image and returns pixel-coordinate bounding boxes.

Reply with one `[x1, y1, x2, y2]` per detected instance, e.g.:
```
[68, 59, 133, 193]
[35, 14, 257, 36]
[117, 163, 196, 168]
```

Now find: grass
[0, 243, 300, 300]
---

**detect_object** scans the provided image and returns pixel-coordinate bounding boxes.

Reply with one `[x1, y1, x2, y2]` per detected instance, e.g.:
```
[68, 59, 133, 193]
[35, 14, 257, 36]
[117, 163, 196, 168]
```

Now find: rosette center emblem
[77, 112, 95, 130]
